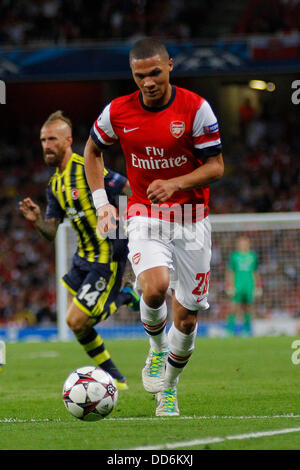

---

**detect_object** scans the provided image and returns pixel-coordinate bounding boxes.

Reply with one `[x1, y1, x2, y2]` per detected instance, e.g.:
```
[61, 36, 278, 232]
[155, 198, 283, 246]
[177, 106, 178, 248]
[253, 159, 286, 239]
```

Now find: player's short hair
[42, 110, 72, 131]
[129, 37, 170, 63]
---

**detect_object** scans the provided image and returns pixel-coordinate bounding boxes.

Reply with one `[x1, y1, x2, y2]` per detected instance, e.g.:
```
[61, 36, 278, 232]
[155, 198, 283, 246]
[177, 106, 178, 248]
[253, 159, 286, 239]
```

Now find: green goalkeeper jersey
[228, 250, 258, 292]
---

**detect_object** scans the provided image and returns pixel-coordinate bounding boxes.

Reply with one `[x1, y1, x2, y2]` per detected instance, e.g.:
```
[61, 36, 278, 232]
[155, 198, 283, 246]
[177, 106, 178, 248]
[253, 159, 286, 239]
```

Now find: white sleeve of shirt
[192, 100, 221, 150]
[92, 103, 118, 146]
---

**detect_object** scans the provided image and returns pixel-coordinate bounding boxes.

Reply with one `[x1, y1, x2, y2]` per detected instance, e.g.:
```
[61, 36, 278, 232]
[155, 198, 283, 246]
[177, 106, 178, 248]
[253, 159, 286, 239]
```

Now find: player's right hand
[225, 283, 235, 297]
[255, 287, 263, 298]
[97, 203, 119, 235]
[19, 197, 41, 223]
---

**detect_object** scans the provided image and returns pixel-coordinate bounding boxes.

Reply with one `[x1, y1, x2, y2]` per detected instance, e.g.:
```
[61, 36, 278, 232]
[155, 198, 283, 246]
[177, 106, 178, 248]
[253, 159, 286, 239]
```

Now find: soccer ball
[62, 366, 118, 421]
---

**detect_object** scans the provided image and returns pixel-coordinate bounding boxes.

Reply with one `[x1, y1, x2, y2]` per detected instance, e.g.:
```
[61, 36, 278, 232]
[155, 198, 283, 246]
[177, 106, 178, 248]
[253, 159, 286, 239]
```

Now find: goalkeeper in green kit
[225, 236, 262, 336]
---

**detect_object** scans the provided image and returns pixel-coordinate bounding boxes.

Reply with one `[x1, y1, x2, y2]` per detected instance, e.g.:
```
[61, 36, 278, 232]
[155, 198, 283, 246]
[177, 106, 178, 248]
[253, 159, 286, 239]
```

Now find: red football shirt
[90, 85, 221, 221]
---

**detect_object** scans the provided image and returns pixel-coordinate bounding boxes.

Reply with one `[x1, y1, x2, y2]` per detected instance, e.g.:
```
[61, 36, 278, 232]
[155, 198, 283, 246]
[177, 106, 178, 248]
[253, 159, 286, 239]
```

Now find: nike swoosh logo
[123, 127, 139, 133]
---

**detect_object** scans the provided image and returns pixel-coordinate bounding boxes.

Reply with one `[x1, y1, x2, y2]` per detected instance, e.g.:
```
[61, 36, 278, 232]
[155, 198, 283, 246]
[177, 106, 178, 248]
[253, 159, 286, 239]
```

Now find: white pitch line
[0, 418, 60, 423]
[108, 414, 300, 422]
[26, 352, 60, 359]
[131, 426, 300, 450]
[1, 414, 300, 424]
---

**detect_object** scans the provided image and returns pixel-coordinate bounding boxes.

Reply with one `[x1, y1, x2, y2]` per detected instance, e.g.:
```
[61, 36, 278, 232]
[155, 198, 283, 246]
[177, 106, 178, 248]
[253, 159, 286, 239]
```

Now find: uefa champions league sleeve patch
[203, 122, 219, 134]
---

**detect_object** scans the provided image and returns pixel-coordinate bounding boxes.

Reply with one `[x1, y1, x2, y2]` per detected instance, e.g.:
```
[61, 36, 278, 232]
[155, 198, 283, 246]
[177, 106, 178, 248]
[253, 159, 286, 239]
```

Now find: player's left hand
[147, 179, 178, 203]
[225, 287, 235, 298]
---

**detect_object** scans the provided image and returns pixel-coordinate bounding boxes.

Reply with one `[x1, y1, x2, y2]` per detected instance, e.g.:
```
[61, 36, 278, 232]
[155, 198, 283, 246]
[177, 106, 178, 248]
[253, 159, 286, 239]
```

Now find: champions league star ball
[62, 366, 118, 421]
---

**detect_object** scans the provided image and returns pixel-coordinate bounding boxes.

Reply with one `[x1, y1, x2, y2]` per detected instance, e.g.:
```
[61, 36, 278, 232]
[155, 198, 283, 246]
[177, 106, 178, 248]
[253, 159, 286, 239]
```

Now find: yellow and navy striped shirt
[45, 153, 127, 264]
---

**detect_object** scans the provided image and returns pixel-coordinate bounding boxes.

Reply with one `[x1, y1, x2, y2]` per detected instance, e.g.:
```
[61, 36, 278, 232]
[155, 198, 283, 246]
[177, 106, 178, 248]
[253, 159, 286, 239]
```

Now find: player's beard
[43, 149, 64, 167]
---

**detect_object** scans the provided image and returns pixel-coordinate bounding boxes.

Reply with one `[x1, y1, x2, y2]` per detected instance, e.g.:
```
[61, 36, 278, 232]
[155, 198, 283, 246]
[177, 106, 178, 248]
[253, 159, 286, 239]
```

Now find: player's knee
[176, 315, 197, 335]
[66, 314, 79, 334]
[138, 266, 169, 308]
[66, 310, 89, 336]
[143, 283, 169, 308]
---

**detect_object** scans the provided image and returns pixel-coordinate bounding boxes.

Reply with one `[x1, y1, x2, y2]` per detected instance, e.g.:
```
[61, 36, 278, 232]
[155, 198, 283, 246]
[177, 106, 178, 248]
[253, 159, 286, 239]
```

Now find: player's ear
[169, 58, 174, 72]
[67, 135, 73, 147]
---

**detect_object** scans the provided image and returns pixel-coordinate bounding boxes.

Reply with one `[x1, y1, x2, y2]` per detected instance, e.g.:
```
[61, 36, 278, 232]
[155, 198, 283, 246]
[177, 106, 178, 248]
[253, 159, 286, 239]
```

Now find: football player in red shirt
[84, 38, 224, 416]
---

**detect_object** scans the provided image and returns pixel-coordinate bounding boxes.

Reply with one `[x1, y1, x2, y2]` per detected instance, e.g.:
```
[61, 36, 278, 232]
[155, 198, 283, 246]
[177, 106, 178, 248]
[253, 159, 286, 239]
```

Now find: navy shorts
[62, 253, 127, 322]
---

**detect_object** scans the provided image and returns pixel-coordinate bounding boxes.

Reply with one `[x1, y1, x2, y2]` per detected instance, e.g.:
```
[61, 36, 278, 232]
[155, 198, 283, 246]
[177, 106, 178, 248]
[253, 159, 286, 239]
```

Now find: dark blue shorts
[62, 253, 127, 321]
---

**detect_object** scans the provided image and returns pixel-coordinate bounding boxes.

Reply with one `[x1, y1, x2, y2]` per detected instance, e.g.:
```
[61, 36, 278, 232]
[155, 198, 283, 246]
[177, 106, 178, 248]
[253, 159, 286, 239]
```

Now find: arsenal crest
[132, 252, 141, 265]
[170, 121, 185, 138]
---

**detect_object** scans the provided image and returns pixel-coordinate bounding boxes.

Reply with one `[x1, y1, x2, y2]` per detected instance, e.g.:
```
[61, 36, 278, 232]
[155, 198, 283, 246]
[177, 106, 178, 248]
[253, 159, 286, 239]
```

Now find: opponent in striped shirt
[19, 111, 139, 391]
[84, 38, 224, 415]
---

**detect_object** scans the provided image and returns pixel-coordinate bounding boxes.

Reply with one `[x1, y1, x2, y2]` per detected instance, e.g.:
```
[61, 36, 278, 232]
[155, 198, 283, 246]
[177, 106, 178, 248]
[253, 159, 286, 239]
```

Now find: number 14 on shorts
[192, 271, 210, 302]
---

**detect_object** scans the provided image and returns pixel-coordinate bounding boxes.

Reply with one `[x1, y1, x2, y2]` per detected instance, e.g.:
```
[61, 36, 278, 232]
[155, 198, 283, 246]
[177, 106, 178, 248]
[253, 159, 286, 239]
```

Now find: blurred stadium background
[0, 0, 299, 341]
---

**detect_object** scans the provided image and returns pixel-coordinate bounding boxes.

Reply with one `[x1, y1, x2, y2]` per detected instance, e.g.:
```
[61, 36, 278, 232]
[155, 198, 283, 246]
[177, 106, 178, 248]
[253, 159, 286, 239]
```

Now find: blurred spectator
[1, 0, 300, 46]
[0, 0, 210, 45]
[236, 0, 300, 37]
[0, 137, 57, 326]
[238, 97, 257, 139]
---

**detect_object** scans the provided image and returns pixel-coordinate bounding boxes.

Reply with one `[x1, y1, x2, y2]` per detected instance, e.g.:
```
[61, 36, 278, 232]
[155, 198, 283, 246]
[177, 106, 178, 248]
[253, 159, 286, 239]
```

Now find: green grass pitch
[0, 336, 300, 450]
